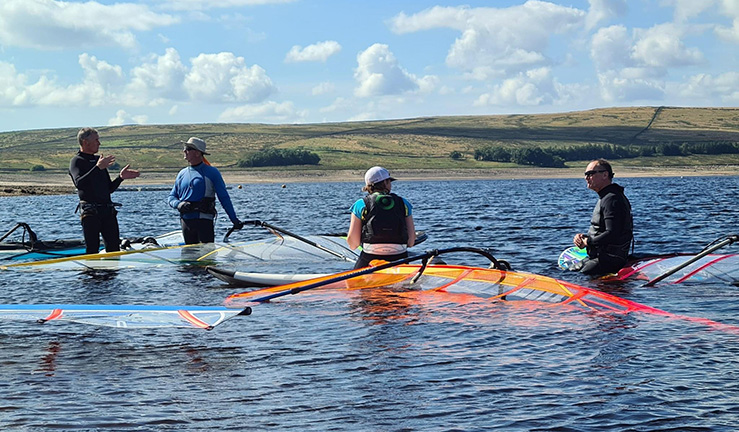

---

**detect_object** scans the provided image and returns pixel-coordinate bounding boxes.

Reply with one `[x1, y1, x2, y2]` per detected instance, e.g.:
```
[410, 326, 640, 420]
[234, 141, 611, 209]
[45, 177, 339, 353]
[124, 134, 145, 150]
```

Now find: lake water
[1, 175, 738, 431]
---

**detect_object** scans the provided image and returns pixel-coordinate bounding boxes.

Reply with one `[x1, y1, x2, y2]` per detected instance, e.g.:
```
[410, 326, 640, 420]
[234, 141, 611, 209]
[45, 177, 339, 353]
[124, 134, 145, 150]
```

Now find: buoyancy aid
[360, 193, 408, 244]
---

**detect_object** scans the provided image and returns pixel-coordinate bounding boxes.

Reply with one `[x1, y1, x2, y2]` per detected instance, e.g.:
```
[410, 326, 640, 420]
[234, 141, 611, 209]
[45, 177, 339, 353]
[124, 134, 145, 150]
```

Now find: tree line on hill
[237, 148, 320, 167]
[24, 140, 737, 171]
[473, 141, 739, 168]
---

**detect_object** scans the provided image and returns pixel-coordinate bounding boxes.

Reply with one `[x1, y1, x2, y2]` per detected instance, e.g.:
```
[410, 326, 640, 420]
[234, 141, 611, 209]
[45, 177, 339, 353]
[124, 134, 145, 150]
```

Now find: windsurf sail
[609, 253, 739, 285]
[234, 220, 355, 262]
[224, 248, 739, 333]
[0, 222, 88, 261]
[0, 226, 183, 262]
[558, 234, 739, 286]
[608, 234, 739, 285]
[0, 304, 250, 330]
[0, 231, 359, 272]
[1, 248, 736, 332]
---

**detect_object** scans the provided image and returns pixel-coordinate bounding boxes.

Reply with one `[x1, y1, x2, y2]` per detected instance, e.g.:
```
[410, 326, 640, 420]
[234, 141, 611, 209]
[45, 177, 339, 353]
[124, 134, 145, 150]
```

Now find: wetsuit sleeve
[210, 168, 239, 223]
[168, 171, 184, 209]
[69, 155, 97, 189]
[69, 155, 121, 193]
[589, 194, 626, 247]
[109, 175, 123, 193]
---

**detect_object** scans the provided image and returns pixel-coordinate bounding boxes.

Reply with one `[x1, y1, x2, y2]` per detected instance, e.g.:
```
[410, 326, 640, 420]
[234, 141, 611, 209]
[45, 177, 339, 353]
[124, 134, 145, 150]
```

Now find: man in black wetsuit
[69, 127, 140, 254]
[573, 158, 633, 275]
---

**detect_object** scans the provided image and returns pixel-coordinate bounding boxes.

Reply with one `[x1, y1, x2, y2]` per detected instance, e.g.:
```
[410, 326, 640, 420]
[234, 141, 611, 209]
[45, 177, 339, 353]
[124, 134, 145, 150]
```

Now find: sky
[0, 0, 738, 132]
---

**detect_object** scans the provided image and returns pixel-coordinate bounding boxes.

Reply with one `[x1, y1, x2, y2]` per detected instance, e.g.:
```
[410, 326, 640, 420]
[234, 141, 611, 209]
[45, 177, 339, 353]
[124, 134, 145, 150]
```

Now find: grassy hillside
[1, 106, 738, 175]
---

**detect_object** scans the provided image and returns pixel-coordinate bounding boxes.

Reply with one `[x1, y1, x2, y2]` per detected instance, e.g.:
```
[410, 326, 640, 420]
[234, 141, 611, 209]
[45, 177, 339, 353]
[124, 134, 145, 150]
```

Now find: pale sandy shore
[1, 165, 737, 196]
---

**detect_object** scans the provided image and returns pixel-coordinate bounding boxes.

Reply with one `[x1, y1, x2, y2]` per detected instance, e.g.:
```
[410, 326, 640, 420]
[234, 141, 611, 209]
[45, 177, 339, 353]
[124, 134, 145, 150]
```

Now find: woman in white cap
[347, 166, 416, 269]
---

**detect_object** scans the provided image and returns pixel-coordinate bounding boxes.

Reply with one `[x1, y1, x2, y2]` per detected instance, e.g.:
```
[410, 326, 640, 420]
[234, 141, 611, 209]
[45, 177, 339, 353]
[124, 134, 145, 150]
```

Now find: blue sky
[1, 0, 737, 132]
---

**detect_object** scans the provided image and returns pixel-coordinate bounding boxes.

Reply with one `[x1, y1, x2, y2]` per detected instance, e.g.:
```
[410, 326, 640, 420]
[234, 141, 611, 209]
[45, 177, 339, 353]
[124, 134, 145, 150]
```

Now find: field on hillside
[1, 106, 738, 174]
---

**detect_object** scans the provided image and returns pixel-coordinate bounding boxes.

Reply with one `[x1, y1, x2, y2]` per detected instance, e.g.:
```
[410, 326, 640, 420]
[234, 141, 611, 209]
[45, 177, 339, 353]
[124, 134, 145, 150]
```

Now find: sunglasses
[584, 170, 607, 177]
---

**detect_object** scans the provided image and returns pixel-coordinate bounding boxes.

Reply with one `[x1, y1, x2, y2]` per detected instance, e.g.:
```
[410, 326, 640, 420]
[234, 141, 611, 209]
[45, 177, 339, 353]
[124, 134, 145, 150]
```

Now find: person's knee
[579, 258, 601, 275]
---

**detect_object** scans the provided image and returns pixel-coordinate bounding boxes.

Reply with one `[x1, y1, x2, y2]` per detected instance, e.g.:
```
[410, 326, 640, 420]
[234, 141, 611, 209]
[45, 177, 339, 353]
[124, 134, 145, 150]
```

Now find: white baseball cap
[364, 166, 396, 186]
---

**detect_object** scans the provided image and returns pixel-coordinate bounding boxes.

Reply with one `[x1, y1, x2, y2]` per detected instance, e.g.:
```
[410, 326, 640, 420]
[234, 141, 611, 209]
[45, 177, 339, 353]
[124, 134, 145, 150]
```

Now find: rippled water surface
[1, 175, 738, 431]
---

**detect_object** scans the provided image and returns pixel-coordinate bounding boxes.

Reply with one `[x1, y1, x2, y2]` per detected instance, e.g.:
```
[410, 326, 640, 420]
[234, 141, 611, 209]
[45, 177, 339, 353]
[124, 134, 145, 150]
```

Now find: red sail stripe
[177, 310, 212, 329]
[673, 254, 736, 284]
[428, 269, 474, 292]
[615, 257, 666, 280]
[42, 309, 63, 321]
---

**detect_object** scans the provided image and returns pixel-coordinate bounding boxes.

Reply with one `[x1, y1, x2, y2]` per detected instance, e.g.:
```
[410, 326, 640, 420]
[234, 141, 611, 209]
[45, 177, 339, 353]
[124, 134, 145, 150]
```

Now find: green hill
[2, 106, 738, 175]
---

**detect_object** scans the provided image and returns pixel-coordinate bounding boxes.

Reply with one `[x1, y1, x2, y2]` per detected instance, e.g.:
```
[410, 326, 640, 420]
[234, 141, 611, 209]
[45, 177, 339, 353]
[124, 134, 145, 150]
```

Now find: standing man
[69, 127, 141, 254]
[573, 158, 633, 275]
[168, 137, 242, 244]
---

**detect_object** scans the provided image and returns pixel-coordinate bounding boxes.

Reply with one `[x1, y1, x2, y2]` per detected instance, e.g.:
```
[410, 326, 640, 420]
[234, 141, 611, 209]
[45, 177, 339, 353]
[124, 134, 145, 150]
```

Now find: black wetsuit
[69, 152, 123, 254]
[581, 183, 633, 275]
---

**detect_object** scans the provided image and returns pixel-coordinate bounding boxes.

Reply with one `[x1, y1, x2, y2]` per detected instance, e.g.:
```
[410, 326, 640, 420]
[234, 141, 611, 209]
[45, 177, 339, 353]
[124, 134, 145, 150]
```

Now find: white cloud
[632, 23, 704, 67]
[312, 82, 335, 96]
[0, 0, 178, 50]
[319, 97, 347, 114]
[78, 54, 126, 94]
[285, 41, 342, 63]
[389, 2, 586, 76]
[354, 44, 436, 97]
[0, 54, 125, 107]
[597, 71, 666, 102]
[474, 67, 574, 107]
[218, 101, 305, 123]
[590, 22, 706, 103]
[676, 71, 739, 103]
[108, 109, 148, 126]
[388, 5, 470, 33]
[0, 48, 277, 110]
[124, 48, 189, 106]
[662, 0, 716, 22]
[0, 62, 37, 106]
[591, 25, 633, 70]
[715, 20, 739, 43]
[348, 111, 378, 122]
[592, 23, 705, 72]
[715, 0, 739, 43]
[586, 0, 627, 30]
[183, 52, 276, 103]
[417, 76, 440, 94]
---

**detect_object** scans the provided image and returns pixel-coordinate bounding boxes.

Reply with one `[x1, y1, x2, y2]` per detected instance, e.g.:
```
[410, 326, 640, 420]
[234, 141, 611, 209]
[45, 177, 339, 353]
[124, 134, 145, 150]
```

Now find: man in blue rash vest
[573, 158, 634, 276]
[69, 127, 141, 254]
[347, 166, 416, 269]
[168, 137, 242, 244]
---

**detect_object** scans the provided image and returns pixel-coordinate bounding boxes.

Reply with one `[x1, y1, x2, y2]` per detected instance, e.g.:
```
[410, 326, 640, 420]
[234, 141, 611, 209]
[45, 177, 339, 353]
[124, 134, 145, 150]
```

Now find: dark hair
[77, 127, 98, 146]
[595, 158, 614, 179]
[362, 181, 389, 194]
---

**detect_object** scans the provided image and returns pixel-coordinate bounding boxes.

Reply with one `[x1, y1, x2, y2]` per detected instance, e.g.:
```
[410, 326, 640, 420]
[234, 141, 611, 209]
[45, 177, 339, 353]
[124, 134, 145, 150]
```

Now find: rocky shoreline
[1, 165, 736, 197]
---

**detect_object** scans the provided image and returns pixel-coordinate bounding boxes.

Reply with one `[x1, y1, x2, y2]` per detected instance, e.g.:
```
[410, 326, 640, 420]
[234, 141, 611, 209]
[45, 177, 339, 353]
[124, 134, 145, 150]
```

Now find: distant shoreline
[1, 165, 737, 196]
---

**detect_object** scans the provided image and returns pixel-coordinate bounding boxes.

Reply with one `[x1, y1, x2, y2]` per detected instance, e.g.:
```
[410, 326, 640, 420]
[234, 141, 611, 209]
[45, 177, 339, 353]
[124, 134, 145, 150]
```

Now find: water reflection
[79, 269, 120, 282]
[35, 340, 62, 377]
[349, 285, 418, 325]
